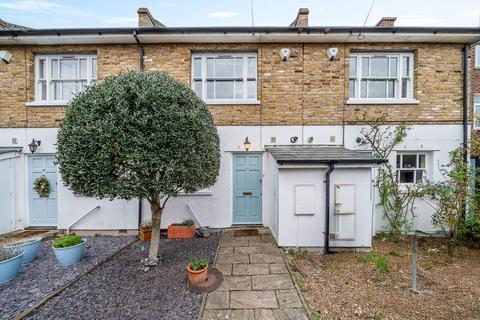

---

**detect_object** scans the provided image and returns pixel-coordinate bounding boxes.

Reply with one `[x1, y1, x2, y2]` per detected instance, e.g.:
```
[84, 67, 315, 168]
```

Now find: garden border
[12, 237, 138, 320]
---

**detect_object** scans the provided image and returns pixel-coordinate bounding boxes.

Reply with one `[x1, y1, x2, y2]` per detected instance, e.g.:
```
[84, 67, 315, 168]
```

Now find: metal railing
[67, 206, 100, 234]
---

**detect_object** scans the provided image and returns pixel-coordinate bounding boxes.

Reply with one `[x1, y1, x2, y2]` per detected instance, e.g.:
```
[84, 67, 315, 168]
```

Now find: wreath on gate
[33, 175, 50, 197]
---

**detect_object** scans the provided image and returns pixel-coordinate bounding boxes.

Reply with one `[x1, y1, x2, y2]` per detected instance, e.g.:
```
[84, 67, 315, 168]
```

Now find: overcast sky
[1, 0, 480, 29]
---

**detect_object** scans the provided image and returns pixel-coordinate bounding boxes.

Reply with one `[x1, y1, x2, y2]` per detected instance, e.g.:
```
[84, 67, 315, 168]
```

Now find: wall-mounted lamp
[279, 48, 291, 61]
[0, 50, 13, 64]
[244, 137, 251, 151]
[28, 139, 41, 153]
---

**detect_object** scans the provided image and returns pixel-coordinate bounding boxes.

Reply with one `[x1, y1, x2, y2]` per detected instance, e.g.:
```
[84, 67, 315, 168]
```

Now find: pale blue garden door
[233, 153, 262, 224]
[29, 155, 57, 227]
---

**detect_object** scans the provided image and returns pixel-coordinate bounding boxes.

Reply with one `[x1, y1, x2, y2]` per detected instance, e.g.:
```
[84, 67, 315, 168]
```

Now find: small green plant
[173, 219, 195, 227]
[357, 251, 378, 264]
[189, 256, 208, 271]
[422, 262, 433, 270]
[292, 271, 305, 288]
[287, 248, 295, 256]
[52, 235, 83, 249]
[374, 256, 390, 273]
[388, 250, 400, 257]
[94, 233, 102, 237]
[330, 266, 341, 277]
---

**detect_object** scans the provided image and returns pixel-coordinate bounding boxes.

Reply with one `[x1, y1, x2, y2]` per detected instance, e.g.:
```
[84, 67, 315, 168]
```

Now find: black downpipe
[133, 30, 145, 228]
[463, 44, 469, 164]
[325, 162, 335, 254]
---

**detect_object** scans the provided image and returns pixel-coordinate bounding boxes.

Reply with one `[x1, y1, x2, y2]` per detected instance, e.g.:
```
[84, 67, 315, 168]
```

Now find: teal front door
[233, 153, 262, 224]
[29, 155, 57, 227]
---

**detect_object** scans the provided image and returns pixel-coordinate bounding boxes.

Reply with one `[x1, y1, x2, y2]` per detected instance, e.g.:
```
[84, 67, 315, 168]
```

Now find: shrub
[173, 219, 195, 227]
[458, 217, 480, 242]
[52, 235, 83, 249]
[189, 256, 208, 271]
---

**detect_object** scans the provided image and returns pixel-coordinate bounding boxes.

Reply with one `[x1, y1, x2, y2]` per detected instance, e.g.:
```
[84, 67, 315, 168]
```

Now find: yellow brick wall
[0, 42, 467, 128]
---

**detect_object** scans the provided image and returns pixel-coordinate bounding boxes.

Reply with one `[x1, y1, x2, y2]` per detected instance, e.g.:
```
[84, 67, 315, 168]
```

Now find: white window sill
[206, 99, 261, 105]
[26, 100, 69, 107]
[346, 99, 419, 105]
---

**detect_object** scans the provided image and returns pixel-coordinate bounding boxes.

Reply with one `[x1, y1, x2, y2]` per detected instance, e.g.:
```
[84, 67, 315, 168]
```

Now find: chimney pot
[375, 17, 396, 27]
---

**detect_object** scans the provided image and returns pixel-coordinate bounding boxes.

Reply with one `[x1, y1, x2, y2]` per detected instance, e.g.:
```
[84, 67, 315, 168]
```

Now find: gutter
[277, 158, 387, 165]
[324, 162, 336, 254]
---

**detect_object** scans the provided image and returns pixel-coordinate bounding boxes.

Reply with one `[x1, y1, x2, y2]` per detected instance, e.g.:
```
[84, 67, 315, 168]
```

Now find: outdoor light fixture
[28, 139, 41, 153]
[244, 137, 251, 151]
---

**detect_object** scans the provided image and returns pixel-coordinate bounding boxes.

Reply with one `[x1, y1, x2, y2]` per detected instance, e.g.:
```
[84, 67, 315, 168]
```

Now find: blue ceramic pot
[4, 237, 42, 264]
[52, 238, 86, 267]
[0, 249, 24, 284]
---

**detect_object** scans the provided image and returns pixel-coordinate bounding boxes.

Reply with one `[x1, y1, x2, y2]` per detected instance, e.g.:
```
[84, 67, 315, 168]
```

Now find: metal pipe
[133, 30, 144, 71]
[463, 44, 469, 164]
[324, 162, 335, 254]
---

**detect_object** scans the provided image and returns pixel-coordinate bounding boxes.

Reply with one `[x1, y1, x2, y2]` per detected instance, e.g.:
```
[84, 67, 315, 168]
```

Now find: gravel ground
[288, 237, 480, 320]
[27, 232, 220, 320]
[0, 236, 135, 320]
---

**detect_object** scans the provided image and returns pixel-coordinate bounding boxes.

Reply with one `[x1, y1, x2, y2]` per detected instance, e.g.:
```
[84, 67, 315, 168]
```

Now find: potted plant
[187, 256, 208, 285]
[168, 218, 195, 239]
[4, 236, 42, 264]
[0, 248, 24, 284]
[139, 220, 152, 241]
[51, 235, 86, 267]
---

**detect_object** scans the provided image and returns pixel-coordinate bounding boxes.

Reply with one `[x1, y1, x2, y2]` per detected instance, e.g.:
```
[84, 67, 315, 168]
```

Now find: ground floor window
[396, 153, 426, 184]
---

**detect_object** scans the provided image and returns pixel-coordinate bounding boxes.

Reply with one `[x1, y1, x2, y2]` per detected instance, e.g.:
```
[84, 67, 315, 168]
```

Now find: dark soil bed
[27, 232, 220, 320]
[1, 235, 135, 320]
[288, 237, 480, 320]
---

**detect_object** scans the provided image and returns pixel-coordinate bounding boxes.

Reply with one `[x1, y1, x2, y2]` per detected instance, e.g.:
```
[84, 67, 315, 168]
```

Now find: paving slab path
[201, 229, 308, 320]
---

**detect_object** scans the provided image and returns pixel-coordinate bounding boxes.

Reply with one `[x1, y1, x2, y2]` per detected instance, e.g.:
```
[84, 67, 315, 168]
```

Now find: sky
[0, 0, 480, 29]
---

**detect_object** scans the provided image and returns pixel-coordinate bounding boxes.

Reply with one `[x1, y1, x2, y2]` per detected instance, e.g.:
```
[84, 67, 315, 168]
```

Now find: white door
[0, 158, 14, 234]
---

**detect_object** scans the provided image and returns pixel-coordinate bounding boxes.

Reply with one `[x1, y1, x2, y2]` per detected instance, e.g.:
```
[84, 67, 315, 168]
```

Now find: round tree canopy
[57, 71, 221, 200]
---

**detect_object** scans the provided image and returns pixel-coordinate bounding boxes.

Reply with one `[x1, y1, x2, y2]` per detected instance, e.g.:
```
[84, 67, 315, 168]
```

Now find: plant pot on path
[168, 219, 195, 239]
[0, 249, 24, 284]
[4, 237, 42, 264]
[139, 220, 153, 241]
[52, 235, 86, 267]
[187, 256, 208, 285]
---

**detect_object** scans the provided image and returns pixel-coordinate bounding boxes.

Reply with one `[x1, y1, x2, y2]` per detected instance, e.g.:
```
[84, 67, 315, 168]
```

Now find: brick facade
[0, 42, 468, 128]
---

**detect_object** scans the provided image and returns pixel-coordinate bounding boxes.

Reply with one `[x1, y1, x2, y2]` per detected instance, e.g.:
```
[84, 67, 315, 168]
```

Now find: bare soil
[288, 237, 480, 320]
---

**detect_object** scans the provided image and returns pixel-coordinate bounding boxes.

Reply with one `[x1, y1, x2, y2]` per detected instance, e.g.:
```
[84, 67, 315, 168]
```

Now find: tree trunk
[148, 196, 163, 262]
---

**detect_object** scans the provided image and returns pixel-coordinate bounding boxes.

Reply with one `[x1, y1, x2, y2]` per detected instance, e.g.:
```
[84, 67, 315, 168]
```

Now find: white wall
[0, 124, 465, 234]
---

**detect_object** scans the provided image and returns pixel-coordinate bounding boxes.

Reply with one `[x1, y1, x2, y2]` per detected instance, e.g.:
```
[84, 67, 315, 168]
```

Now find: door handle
[243, 192, 252, 196]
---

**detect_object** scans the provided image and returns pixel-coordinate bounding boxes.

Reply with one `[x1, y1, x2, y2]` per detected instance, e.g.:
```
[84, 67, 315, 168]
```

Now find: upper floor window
[35, 54, 97, 103]
[475, 96, 480, 130]
[475, 46, 480, 68]
[349, 52, 414, 103]
[396, 153, 426, 184]
[191, 52, 258, 104]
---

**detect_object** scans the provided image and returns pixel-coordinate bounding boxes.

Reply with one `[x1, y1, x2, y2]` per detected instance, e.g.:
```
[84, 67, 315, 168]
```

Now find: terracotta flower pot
[168, 224, 195, 239]
[187, 263, 208, 284]
[139, 228, 152, 241]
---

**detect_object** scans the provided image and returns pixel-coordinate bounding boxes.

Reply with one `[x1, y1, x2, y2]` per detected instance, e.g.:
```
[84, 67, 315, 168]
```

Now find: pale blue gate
[233, 153, 262, 224]
[29, 155, 57, 227]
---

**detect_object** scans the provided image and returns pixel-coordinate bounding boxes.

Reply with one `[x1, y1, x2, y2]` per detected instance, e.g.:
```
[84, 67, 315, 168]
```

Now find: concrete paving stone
[230, 291, 278, 309]
[219, 246, 234, 255]
[202, 309, 255, 320]
[234, 245, 279, 254]
[216, 254, 250, 264]
[215, 263, 233, 276]
[269, 263, 288, 274]
[233, 263, 270, 276]
[272, 309, 308, 320]
[254, 309, 275, 320]
[276, 290, 303, 308]
[229, 276, 252, 290]
[248, 238, 267, 246]
[252, 275, 294, 290]
[220, 238, 249, 247]
[205, 291, 230, 309]
[250, 253, 284, 263]
[217, 276, 230, 291]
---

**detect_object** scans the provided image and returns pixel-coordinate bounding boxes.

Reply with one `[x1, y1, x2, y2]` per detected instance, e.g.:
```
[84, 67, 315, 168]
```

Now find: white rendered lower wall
[0, 124, 466, 234]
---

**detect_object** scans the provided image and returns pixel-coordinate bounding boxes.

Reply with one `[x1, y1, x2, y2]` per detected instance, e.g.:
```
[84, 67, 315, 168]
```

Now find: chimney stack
[137, 8, 166, 27]
[375, 17, 397, 27]
[290, 8, 309, 27]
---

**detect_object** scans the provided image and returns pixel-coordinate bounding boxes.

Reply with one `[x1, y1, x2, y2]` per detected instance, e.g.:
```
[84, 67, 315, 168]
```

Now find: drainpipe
[463, 44, 469, 164]
[324, 162, 336, 254]
[133, 30, 144, 71]
[133, 30, 144, 229]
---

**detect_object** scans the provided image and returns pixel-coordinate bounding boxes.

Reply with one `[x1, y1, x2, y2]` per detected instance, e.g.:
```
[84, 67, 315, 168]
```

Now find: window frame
[475, 45, 480, 69]
[395, 152, 427, 185]
[475, 96, 480, 130]
[191, 52, 259, 105]
[33, 53, 97, 104]
[348, 52, 416, 104]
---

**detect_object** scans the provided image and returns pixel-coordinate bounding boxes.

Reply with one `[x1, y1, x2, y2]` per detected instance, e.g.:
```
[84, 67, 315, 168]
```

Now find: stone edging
[13, 238, 138, 320]
[196, 231, 223, 320]
[280, 249, 313, 319]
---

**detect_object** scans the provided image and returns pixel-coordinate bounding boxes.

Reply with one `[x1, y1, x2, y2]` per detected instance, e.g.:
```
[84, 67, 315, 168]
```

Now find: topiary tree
[57, 71, 221, 263]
